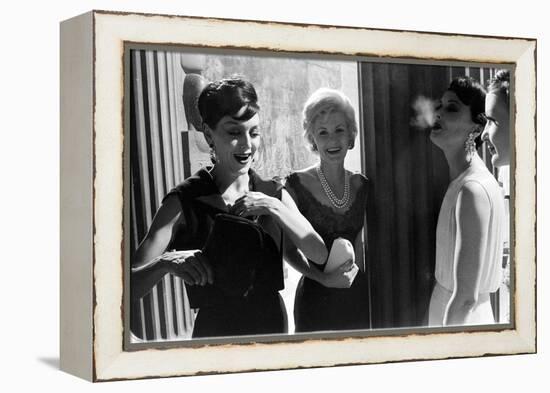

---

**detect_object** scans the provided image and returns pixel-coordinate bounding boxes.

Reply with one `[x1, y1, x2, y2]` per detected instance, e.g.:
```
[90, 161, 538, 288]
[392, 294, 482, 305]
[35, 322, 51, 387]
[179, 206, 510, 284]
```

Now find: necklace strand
[316, 165, 350, 209]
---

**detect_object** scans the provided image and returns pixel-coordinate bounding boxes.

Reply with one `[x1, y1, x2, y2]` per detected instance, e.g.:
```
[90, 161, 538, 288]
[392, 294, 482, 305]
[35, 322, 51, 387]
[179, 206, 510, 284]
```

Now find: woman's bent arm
[283, 239, 323, 282]
[443, 182, 491, 325]
[283, 237, 357, 289]
[131, 195, 182, 301]
[131, 195, 214, 301]
[231, 189, 328, 264]
[273, 189, 328, 264]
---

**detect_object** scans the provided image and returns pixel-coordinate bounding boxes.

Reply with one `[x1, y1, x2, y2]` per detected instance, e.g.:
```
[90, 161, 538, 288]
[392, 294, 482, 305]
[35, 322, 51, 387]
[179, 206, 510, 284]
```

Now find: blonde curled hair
[302, 88, 358, 152]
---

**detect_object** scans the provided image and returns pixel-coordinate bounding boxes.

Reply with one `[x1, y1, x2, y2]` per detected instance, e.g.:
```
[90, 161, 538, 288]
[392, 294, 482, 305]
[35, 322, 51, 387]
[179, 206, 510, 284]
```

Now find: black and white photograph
[54, 7, 539, 383]
[126, 47, 512, 344]
[4, 0, 548, 389]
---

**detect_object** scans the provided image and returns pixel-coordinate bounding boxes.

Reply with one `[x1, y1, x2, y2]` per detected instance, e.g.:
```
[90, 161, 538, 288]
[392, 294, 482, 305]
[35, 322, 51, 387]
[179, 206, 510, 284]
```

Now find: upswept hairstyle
[487, 69, 510, 107]
[198, 77, 260, 130]
[302, 88, 358, 152]
[448, 76, 487, 148]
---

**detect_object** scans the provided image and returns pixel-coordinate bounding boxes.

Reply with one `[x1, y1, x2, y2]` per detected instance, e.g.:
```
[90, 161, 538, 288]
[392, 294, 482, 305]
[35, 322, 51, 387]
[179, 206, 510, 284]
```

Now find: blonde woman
[285, 88, 370, 332]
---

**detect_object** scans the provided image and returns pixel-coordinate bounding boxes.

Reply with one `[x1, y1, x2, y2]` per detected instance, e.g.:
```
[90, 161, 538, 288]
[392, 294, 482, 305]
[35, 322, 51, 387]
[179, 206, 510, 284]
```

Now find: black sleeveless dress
[286, 172, 370, 332]
[164, 167, 287, 338]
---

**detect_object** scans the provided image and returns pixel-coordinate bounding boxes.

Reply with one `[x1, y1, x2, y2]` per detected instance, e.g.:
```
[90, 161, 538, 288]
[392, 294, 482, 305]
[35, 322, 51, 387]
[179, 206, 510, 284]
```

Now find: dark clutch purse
[186, 213, 268, 308]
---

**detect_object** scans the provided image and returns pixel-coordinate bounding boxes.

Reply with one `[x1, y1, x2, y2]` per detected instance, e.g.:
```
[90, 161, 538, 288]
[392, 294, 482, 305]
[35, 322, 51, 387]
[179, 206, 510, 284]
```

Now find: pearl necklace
[316, 165, 350, 209]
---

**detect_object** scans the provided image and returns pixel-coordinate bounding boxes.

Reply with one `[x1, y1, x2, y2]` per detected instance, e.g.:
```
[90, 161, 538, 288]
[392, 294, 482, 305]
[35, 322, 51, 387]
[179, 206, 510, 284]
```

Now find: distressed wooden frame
[60, 10, 536, 381]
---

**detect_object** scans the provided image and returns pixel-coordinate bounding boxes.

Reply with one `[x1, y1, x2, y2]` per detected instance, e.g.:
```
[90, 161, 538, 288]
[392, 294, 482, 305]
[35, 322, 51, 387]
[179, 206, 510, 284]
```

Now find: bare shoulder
[457, 181, 491, 214]
[460, 181, 490, 200]
[292, 165, 317, 177]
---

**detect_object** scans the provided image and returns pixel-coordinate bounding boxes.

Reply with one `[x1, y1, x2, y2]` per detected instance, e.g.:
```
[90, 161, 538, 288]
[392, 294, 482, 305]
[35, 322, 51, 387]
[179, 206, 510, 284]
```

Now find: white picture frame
[60, 10, 536, 381]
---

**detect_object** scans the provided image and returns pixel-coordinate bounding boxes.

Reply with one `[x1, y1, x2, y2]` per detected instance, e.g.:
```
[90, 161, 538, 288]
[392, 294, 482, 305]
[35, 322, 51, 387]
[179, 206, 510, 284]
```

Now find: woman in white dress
[428, 76, 505, 326]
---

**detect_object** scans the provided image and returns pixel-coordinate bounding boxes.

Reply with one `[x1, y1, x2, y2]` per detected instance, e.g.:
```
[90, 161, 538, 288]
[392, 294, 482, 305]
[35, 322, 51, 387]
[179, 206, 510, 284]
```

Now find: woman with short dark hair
[131, 77, 328, 338]
[428, 76, 505, 326]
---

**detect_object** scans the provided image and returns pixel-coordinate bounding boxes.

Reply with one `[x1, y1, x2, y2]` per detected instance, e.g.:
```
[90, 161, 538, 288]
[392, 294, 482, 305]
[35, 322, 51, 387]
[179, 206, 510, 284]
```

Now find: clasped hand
[229, 191, 277, 218]
[160, 249, 213, 286]
[320, 259, 359, 289]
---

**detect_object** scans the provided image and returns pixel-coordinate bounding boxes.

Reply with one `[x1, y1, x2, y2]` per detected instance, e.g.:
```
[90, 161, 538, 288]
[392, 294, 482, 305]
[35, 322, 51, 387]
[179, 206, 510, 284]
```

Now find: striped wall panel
[129, 49, 195, 341]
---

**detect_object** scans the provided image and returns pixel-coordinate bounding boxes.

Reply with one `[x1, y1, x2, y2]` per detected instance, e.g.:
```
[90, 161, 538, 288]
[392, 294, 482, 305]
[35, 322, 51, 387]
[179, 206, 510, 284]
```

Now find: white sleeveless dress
[428, 163, 505, 326]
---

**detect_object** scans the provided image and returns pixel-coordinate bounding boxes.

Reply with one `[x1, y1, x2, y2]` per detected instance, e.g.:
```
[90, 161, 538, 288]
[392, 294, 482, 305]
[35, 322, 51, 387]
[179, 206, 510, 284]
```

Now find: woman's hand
[159, 249, 214, 286]
[230, 191, 279, 218]
[318, 259, 359, 288]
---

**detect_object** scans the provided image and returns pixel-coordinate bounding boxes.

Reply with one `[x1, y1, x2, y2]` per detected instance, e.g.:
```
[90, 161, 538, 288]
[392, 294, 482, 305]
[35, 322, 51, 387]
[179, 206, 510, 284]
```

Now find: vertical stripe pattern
[130, 49, 195, 341]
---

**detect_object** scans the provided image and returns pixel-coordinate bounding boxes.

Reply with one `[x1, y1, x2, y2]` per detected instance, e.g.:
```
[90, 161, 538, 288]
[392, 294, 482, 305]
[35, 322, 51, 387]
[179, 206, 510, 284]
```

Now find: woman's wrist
[266, 196, 284, 219]
[162, 258, 177, 275]
[135, 251, 178, 275]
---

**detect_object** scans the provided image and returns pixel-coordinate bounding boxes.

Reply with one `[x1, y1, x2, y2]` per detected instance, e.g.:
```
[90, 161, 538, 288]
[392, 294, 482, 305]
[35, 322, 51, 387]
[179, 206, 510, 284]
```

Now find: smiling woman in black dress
[285, 88, 370, 332]
[131, 77, 328, 338]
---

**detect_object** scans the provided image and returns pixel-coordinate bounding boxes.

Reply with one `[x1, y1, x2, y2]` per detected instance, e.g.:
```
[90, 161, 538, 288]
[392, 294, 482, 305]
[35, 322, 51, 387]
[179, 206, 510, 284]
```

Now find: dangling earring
[464, 130, 477, 164]
[209, 144, 217, 164]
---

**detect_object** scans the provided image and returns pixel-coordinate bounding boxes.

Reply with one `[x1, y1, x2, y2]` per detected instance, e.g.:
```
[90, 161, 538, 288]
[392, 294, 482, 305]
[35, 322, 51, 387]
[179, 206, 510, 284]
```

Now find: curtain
[359, 63, 499, 328]
[129, 49, 195, 341]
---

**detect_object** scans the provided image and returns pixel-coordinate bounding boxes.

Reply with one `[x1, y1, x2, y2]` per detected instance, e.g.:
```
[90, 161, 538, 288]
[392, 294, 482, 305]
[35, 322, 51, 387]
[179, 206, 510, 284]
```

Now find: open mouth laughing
[326, 147, 342, 155]
[234, 153, 252, 164]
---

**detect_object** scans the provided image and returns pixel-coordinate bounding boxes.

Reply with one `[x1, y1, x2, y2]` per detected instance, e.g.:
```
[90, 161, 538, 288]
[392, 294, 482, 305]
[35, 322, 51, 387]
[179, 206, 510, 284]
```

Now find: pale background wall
[1, 0, 547, 391]
[188, 53, 361, 178]
[198, 54, 361, 333]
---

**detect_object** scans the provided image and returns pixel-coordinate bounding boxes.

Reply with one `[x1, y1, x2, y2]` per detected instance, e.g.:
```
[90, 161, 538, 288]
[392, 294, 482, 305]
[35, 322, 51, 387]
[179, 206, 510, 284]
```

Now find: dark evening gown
[162, 167, 287, 338]
[286, 172, 370, 332]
